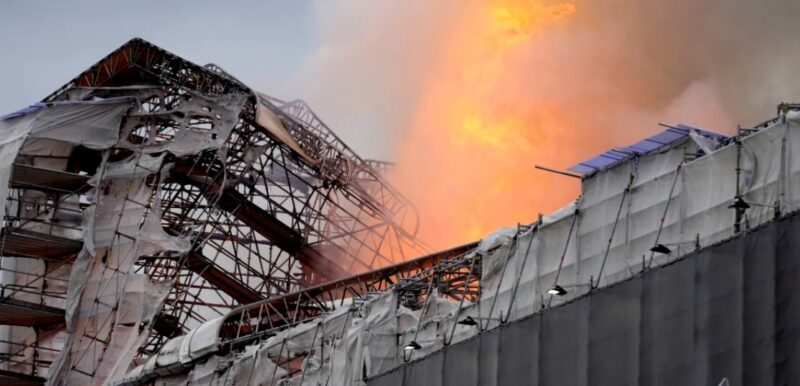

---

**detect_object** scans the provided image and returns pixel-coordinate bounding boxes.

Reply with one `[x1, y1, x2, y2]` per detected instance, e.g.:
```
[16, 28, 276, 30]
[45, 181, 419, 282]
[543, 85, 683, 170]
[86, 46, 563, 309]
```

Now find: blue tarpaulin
[567, 125, 729, 176]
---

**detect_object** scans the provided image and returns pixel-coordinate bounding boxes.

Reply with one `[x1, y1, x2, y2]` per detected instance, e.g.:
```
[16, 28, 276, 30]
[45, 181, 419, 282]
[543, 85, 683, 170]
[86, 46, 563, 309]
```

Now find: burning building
[1, 38, 800, 386]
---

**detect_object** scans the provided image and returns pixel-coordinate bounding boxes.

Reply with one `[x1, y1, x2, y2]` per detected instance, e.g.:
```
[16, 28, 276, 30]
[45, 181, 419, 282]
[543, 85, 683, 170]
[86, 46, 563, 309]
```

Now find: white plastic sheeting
[49, 165, 178, 385]
[142, 290, 461, 385]
[0, 98, 135, 380]
[475, 121, 796, 315]
[397, 291, 458, 361]
[225, 344, 288, 386]
[0, 98, 132, 225]
[46, 91, 245, 386]
[118, 92, 248, 157]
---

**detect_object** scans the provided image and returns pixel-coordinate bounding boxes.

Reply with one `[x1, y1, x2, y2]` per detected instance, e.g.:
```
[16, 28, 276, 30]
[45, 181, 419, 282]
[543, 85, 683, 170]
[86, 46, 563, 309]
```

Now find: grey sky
[0, 1, 315, 104]
[0, 1, 350, 143]
[0, 1, 465, 161]
[5, 0, 800, 163]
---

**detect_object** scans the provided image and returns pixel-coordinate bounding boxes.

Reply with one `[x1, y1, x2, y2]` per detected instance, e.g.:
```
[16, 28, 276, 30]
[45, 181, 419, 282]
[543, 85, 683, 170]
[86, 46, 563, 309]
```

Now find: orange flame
[390, 0, 580, 249]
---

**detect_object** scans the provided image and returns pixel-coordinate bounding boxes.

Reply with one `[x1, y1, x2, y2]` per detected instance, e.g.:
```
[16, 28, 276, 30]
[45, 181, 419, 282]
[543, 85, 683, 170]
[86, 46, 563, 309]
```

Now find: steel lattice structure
[0, 38, 430, 382]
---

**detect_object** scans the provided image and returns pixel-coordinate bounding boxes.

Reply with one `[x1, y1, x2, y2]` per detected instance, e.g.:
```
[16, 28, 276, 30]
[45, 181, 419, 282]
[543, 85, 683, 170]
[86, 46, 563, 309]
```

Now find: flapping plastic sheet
[26, 99, 133, 149]
[0, 114, 42, 224]
[361, 292, 400, 377]
[398, 291, 458, 362]
[50, 150, 186, 385]
[198, 343, 287, 386]
[330, 316, 363, 386]
[255, 95, 316, 164]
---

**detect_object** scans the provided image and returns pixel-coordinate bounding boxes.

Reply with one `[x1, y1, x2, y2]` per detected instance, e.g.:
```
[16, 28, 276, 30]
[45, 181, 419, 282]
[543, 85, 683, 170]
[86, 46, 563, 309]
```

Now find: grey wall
[369, 212, 800, 386]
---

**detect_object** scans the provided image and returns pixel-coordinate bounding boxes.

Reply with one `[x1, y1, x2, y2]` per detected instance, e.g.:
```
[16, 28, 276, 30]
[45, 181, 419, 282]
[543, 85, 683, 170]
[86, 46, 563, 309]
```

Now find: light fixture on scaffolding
[650, 244, 672, 255]
[457, 316, 479, 326]
[456, 315, 502, 326]
[403, 341, 422, 351]
[650, 235, 703, 255]
[547, 282, 594, 296]
[728, 196, 751, 210]
[547, 285, 568, 296]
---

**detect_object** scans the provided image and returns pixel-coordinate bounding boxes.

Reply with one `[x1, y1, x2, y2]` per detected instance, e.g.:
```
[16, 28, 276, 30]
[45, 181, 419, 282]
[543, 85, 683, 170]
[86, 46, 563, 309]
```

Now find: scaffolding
[0, 38, 426, 385]
[116, 102, 800, 385]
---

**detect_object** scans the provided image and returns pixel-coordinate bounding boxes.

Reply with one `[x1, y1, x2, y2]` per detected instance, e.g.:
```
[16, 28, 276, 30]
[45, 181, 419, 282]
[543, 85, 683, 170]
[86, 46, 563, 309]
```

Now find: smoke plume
[297, 0, 800, 249]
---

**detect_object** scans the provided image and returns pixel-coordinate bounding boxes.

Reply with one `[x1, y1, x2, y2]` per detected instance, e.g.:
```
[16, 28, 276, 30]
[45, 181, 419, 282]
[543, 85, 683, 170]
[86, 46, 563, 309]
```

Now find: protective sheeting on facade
[125, 109, 800, 385]
[45, 90, 248, 386]
[0, 87, 250, 385]
[369, 210, 800, 386]
[42, 94, 245, 385]
[0, 98, 133, 224]
[0, 98, 136, 382]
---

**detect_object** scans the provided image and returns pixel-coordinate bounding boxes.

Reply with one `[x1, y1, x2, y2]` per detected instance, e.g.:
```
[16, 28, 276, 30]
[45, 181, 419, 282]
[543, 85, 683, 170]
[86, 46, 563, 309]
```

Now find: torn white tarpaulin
[264, 320, 322, 359]
[97, 275, 172, 383]
[26, 99, 134, 150]
[1, 97, 133, 149]
[477, 227, 541, 325]
[360, 292, 400, 377]
[185, 355, 223, 386]
[476, 227, 516, 255]
[480, 232, 517, 306]
[398, 291, 458, 361]
[220, 343, 287, 386]
[155, 335, 186, 371]
[0, 98, 133, 226]
[88, 153, 167, 185]
[118, 92, 248, 157]
[48, 150, 186, 386]
[330, 317, 363, 386]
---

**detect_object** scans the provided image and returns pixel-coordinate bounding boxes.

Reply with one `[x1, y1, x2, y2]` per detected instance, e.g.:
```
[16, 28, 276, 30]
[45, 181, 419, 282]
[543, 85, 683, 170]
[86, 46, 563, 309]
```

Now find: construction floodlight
[650, 244, 672, 254]
[547, 285, 568, 296]
[457, 316, 479, 326]
[728, 197, 751, 210]
[403, 341, 422, 351]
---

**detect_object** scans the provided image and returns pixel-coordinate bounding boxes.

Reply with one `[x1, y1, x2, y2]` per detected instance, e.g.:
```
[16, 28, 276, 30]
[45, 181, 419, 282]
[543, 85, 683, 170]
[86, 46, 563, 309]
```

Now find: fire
[390, 0, 579, 249]
[490, 1, 576, 46]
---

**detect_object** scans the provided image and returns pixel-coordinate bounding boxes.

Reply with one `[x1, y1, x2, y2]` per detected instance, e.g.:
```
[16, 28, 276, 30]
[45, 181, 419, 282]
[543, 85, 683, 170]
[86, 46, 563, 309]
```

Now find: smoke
[297, 0, 800, 249]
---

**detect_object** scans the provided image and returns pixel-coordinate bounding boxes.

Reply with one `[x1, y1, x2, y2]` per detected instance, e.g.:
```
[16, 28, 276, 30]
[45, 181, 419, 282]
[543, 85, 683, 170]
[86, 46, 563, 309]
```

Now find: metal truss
[217, 241, 477, 352]
[113, 241, 480, 384]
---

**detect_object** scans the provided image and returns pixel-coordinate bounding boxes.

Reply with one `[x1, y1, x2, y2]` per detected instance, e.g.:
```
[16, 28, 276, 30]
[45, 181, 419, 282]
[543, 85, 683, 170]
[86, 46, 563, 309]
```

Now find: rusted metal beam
[184, 251, 264, 305]
[10, 164, 90, 193]
[276, 241, 477, 304]
[219, 241, 478, 343]
[0, 369, 46, 386]
[171, 168, 350, 281]
[0, 229, 82, 261]
[214, 188, 350, 280]
[0, 298, 64, 327]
